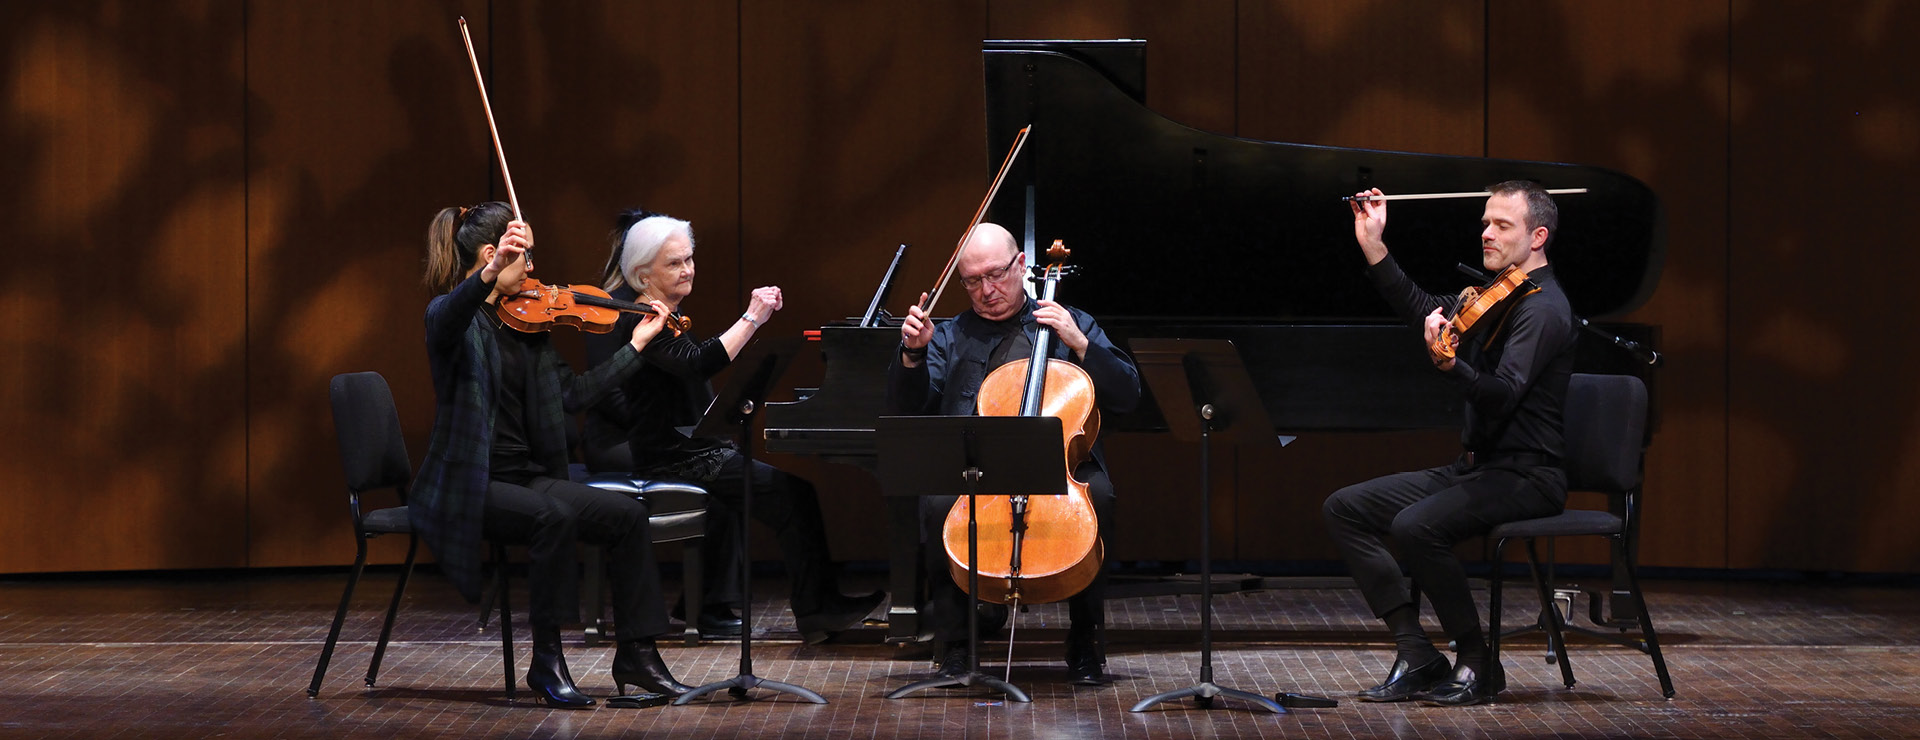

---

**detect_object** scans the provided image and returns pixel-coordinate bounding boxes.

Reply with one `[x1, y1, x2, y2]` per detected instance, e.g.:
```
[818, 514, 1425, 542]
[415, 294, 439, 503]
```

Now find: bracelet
[740, 312, 760, 329]
[902, 345, 928, 361]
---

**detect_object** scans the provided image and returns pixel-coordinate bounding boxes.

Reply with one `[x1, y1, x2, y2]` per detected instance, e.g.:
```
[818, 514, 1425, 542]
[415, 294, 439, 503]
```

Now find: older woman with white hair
[582, 209, 883, 645]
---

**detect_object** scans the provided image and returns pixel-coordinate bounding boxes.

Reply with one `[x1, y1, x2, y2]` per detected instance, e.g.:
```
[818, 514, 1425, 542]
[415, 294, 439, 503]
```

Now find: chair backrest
[329, 372, 413, 500]
[1561, 373, 1648, 494]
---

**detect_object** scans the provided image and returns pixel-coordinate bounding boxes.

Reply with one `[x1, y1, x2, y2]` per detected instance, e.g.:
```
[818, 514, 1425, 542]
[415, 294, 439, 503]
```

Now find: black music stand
[1125, 339, 1335, 714]
[674, 337, 825, 705]
[875, 415, 1067, 703]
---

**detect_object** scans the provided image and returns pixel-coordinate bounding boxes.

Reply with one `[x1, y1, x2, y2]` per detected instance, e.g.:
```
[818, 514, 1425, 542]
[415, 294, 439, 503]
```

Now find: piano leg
[885, 496, 923, 644]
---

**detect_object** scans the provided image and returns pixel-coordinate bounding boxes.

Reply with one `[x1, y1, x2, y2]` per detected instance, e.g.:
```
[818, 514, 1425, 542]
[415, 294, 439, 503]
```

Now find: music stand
[875, 414, 1067, 703]
[1125, 339, 1336, 714]
[673, 337, 826, 705]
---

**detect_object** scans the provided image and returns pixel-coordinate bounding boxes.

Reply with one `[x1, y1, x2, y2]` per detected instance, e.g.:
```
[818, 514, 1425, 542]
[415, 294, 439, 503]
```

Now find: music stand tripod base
[1123, 338, 1336, 715]
[673, 338, 826, 706]
[875, 415, 1066, 704]
[1131, 682, 1284, 713]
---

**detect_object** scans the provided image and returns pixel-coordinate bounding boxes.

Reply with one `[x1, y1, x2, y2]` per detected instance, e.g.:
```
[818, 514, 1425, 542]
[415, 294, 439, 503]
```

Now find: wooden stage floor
[1, 569, 1915, 739]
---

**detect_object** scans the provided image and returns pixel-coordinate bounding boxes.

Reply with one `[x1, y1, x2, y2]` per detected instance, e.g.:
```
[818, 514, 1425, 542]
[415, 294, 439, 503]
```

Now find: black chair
[308, 371, 517, 699]
[1485, 373, 1676, 698]
[573, 461, 710, 647]
[471, 438, 712, 647]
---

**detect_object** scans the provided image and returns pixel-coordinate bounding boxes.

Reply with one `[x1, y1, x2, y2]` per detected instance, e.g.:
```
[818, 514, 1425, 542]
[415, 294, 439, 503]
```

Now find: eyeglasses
[959, 253, 1020, 291]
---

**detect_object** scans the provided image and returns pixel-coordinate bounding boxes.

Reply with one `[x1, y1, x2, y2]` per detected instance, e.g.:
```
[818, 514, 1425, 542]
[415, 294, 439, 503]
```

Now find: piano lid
[981, 41, 1665, 322]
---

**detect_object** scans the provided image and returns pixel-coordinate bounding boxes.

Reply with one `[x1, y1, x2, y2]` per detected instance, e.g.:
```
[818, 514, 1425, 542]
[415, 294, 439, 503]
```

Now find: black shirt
[886, 297, 1141, 470]
[1368, 255, 1578, 463]
[489, 316, 549, 485]
[582, 286, 732, 473]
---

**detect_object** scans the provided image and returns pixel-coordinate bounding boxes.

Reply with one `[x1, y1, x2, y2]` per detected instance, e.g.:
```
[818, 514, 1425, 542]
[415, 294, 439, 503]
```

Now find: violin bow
[458, 17, 522, 220]
[922, 125, 1032, 313]
[1343, 188, 1586, 202]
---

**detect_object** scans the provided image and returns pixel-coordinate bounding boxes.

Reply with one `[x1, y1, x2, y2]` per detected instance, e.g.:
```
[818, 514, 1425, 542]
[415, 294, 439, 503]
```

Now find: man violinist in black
[1323, 180, 1578, 706]
[888, 222, 1141, 686]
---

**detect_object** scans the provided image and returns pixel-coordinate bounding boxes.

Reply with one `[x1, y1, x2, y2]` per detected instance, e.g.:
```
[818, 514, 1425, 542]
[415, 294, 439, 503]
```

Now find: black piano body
[763, 41, 1663, 643]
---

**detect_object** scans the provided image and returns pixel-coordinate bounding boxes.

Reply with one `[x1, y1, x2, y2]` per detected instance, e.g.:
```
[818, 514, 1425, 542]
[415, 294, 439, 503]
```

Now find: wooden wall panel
[1727, 0, 1920, 571]
[8, 2, 1919, 577]
[244, 0, 490, 568]
[1490, 1, 1733, 568]
[737, 0, 990, 561]
[489, 0, 740, 326]
[2, 2, 248, 573]
[1239, 0, 1486, 154]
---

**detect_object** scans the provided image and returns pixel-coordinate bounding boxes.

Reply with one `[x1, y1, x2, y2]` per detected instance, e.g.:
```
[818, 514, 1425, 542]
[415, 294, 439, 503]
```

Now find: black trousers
[1321, 461, 1565, 649]
[483, 476, 670, 640]
[693, 454, 840, 617]
[919, 462, 1114, 643]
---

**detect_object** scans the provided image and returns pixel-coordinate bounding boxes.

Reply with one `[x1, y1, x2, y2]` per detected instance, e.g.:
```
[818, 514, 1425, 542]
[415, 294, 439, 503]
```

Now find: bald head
[955, 222, 1026, 321]
[962, 222, 1019, 261]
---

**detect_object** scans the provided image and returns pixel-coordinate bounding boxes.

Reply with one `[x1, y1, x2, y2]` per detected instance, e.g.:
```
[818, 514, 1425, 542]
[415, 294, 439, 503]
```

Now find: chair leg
[365, 535, 419, 688]
[1487, 537, 1507, 680]
[477, 574, 496, 630]
[682, 538, 704, 646]
[308, 536, 370, 697]
[582, 545, 606, 647]
[1619, 537, 1676, 698]
[1524, 538, 1577, 689]
[494, 544, 516, 700]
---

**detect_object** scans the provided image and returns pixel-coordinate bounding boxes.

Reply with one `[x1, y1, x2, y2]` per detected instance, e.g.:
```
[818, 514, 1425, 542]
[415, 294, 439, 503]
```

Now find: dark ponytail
[423, 201, 513, 295]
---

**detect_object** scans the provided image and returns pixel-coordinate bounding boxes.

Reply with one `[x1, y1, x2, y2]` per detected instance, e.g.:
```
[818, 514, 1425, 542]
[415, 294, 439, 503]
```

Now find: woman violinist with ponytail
[412, 201, 692, 707]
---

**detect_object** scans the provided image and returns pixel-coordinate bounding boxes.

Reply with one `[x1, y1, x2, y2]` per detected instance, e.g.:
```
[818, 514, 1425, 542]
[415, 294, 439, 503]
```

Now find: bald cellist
[888, 222, 1141, 686]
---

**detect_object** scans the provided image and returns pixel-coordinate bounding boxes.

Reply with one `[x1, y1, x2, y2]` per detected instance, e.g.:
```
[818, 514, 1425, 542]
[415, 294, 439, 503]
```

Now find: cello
[940, 240, 1104, 607]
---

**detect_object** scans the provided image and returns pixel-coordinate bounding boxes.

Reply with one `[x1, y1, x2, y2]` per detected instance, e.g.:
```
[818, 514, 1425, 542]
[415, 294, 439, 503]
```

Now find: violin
[1430, 265, 1536, 361]
[496, 278, 690, 336]
[940, 240, 1104, 606]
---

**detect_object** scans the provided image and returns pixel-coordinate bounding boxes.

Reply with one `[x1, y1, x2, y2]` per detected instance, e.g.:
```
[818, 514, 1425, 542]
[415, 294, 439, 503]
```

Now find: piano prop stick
[922, 126, 1031, 314]
[1343, 188, 1588, 202]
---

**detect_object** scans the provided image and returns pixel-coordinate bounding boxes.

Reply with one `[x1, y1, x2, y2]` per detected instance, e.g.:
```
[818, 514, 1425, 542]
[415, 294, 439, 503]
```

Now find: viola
[496, 278, 690, 335]
[940, 240, 1104, 606]
[1430, 265, 1536, 361]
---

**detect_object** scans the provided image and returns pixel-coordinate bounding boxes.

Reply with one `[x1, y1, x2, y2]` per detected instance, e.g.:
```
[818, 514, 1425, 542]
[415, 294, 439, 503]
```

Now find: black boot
[527, 627, 594, 708]
[613, 638, 694, 697]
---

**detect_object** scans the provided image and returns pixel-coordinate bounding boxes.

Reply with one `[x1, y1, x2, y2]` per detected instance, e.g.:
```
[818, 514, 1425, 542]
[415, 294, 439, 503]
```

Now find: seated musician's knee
[1387, 509, 1450, 550]
[1322, 483, 1370, 528]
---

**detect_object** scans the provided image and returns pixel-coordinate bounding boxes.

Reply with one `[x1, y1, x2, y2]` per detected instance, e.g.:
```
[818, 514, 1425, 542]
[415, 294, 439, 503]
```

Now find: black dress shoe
[695, 607, 744, 639]
[795, 590, 885, 645]
[1065, 626, 1107, 686]
[612, 639, 694, 697]
[1356, 655, 1451, 702]
[934, 641, 973, 679]
[671, 602, 744, 639]
[1418, 659, 1505, 706]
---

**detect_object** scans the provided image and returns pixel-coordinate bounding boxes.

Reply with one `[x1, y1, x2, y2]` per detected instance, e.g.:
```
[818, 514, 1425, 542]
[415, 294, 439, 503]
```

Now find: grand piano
[763, 41, 1664, 643]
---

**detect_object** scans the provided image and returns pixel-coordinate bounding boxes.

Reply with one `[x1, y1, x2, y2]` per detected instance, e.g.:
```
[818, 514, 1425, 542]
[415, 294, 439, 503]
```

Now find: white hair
[611, 215, 694, 292]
